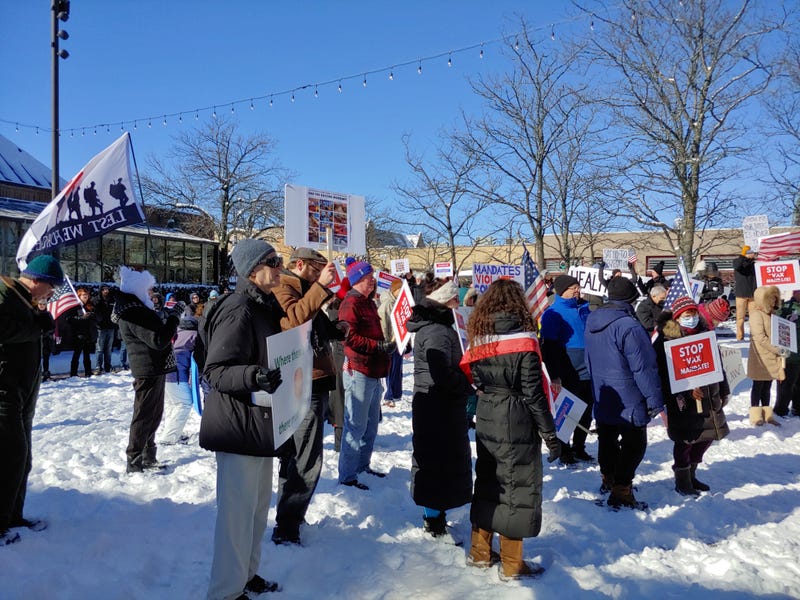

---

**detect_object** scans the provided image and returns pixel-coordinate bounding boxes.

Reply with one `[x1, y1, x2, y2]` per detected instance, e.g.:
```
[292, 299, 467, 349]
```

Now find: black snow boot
[423, 513, 448, 537]
[674, 466, 700, 496]
[690, 463, 710, 492]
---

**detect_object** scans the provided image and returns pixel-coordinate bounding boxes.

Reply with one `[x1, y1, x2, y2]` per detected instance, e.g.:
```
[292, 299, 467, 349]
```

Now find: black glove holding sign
[255, 367, 283, 394]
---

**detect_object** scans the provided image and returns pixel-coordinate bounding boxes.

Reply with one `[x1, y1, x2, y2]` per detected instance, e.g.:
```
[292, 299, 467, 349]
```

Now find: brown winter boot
[466, 526, 497, 568]
[674, 466, 700, 497]
[690, 463, 710, 492]
[607, 484, 648, 510]
[749, 407, 765, 426]
[498, 535, 544, 580]
[763, 406, 782, 427]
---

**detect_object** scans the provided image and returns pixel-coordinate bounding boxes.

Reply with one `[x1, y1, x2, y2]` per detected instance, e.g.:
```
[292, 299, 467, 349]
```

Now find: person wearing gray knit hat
[231, 239, 282, 278]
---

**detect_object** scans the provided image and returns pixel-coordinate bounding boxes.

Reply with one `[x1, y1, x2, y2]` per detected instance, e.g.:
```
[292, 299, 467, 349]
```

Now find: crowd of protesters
[3, 241, 799, 597]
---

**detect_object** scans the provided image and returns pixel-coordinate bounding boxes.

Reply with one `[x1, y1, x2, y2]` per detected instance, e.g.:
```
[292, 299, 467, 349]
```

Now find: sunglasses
[261, 255, 283, 268]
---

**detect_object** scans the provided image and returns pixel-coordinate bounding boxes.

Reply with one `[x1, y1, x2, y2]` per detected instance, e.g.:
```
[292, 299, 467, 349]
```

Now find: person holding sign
[584, 277, 664, 510]
[271, 247, 343, 546]
[337, 258, 395, 490]
[461, 279, 560, 580]
[199, 239, 286, 599]
[378, 278, 405, 408]
[652, 297, 730, 496]
[540, 274, 594, 464]
[733, 246, 758, 341]
[406, 280, 473, 541]
[746, 285, 785, 427]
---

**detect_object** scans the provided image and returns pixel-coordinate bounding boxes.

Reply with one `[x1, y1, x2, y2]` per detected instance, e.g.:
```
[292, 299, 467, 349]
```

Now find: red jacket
[339, 289, 390, 378]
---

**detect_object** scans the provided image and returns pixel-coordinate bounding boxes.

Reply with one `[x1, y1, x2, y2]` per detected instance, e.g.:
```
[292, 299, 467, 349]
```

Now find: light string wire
[2, 8, 607, 136]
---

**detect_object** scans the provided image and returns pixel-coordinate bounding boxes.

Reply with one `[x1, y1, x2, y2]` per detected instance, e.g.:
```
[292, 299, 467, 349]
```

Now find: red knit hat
[705, 297, 730, 323]
[670, 296, 697, 319]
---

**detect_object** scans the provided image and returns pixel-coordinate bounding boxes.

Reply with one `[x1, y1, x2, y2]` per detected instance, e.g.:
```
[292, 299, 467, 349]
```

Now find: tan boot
[608, 484, 648, 510]
[466, 527, 495, 568]
[498, 535, 544, 580]
[763, 406, 782, 427]
[749, 407, 765, 426]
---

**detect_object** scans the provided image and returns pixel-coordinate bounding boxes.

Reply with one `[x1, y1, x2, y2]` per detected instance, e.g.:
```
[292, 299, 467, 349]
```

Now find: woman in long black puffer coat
[407, 281, 473, 541]
[461, 279, 561, 581]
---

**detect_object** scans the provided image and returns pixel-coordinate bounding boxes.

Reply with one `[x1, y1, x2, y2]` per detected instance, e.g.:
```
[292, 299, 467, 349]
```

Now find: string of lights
[2, 9, 606, 137]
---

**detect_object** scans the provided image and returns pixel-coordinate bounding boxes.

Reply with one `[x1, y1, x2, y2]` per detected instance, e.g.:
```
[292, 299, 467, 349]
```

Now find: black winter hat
[607, 277, 639, 303]
[553, 274, 580, 296]
[652, 260, 665, 276]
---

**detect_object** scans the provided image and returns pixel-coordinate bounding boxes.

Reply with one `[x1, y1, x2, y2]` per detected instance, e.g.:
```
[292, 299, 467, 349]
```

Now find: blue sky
[1, 1, 586, 211]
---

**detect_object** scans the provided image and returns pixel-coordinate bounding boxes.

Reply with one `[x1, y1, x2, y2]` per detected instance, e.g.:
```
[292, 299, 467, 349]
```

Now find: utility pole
[51, 0, 70, 198]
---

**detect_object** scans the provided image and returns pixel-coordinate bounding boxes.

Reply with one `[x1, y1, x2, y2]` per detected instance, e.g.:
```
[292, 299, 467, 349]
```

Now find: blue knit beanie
[345, 256, 373, 285]
[22, 255, 65, 285]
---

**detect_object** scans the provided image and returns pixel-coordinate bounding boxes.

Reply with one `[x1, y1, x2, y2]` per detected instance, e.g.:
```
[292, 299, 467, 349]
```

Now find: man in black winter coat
[635, 285, 667, 333]
[199, 239, 285, 600]
[93, 285, 117, 373]
[114, 267, 181, 474]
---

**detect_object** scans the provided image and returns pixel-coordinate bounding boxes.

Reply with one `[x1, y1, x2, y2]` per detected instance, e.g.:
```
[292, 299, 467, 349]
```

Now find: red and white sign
[452, 306, 473, 354]
[375, 270, 400, 291]
[755, 260, 800, 291]
[664, 331, 724, 393]
[434, 261, 454, 278]
[389, 280, 416, 349]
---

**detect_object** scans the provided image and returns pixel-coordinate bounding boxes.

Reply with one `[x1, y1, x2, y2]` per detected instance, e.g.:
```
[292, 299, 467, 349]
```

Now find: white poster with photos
[771, 314, 797, 354]
[284, 184, 366, 254]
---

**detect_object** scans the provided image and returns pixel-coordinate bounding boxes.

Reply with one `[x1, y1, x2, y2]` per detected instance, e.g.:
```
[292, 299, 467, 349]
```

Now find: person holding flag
[461, 279, 560, 580]
[0, 254, 64, 545]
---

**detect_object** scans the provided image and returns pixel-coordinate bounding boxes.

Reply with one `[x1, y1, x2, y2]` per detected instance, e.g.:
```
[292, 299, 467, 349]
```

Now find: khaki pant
[735, 297, 754, 340]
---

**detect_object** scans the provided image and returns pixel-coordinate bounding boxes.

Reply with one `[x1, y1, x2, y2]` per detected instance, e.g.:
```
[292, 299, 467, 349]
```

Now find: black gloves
[377, 340, 397, 354]
[255, 367, 283, 394]
[168, 301, 187, 317]
[543, 434, 561, 463]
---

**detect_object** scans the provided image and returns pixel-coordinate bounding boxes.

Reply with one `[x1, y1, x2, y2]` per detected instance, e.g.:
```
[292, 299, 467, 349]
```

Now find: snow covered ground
[3, 333, 800, 600]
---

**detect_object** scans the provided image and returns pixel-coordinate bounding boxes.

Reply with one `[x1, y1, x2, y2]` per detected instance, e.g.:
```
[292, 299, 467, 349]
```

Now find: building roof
[0, 133, 64, 190]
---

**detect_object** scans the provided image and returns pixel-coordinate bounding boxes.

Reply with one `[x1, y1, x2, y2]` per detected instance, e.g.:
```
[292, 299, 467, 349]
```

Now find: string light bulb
[389, 71, 394, 80]
[212, 107, 217, 119]
[363, 75, 367, 87]
[179, 114, 183, 123]
[314, 86, 318, 98]
[551, 26, 555, 40]
[479, 45, 484, 59]
[134, 121, 137, 130]
[163, 116, 167, 126]
[447, 56, 452, 67]
[148, 120, 152, 128]
[514, 38, 519, 50]
[230, 104, 235, 114]
[338, 81, 342, 93]
[417, 61, 422, 75]
[15, 123, 19, 132]
[250, 99, 254, 110]
[195, 111, 199, 120]
[269, 96, 273, 107]
[291, 93, 295, 103]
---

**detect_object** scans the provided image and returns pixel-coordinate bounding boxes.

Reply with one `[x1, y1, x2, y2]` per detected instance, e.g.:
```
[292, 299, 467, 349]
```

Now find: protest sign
[568, 266, 633, 297]
[552, 387, 589, 444]
[755, 260, 800, 292]
[602, 248, 635, 271]
[771, 314, 798, 354]
[742, 215, 769, 251]
[452, 306, 473, 354]
[284, 185, 365, 254]
[471, 263, 524, 294]
[390, 280, 416, 349]
[251, 321, 312, 448]
[390, 258, 410, 276]
[718, 343, 747, 392]
[376, 270, 400, 292]
[434, 261, 454, 278]
[664, 330, 724, 393]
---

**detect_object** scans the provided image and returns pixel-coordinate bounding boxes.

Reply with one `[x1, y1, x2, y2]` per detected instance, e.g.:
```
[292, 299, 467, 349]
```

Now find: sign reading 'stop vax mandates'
[755, 260, 800, 291]
[664, 330, 724, 393]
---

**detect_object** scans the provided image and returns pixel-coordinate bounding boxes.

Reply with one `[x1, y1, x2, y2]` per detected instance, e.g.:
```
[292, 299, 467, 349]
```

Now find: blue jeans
[338, 370, 382, 483]
[95, 329, 115, 372]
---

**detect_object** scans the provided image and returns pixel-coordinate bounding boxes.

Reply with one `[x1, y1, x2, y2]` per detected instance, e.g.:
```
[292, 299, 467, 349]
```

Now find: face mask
[678, 314, 699, 329]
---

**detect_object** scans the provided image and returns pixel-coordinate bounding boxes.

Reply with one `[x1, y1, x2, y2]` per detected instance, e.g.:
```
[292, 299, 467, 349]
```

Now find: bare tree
[579, 0, 785, 269]
[390, 133, 498, 276]
[141, 116, 291, 280]
[762, 30, 800, 223]
[456, 23, 592, 267]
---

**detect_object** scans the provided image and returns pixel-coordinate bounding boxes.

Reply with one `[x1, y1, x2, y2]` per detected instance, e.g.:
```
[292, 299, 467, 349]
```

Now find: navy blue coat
[584, 301, 664, 427]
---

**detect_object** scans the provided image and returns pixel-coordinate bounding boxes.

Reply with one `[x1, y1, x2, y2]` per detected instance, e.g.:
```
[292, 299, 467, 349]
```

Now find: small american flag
[522, 244, 549, 322]
[47, 278, 83, 320]
[663, 258, 691, 310]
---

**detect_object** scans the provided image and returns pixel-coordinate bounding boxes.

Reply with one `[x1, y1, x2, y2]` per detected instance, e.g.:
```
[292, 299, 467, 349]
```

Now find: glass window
[77, 237, 101, 282]
[203, 244, 215, 284]
[60, 243, 77, 281]
[126, 235, 145, 266]
[167, 239, 185, 283]
[185, 242, 202, 283]
[148, 237, 166, 282]
[102, 234, 124, 282]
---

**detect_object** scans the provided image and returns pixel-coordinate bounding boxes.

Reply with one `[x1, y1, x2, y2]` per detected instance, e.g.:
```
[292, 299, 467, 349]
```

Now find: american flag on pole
[521, 244, 549, 322]
[663, 257, 691, 310]
[46, 277, 83, 320]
